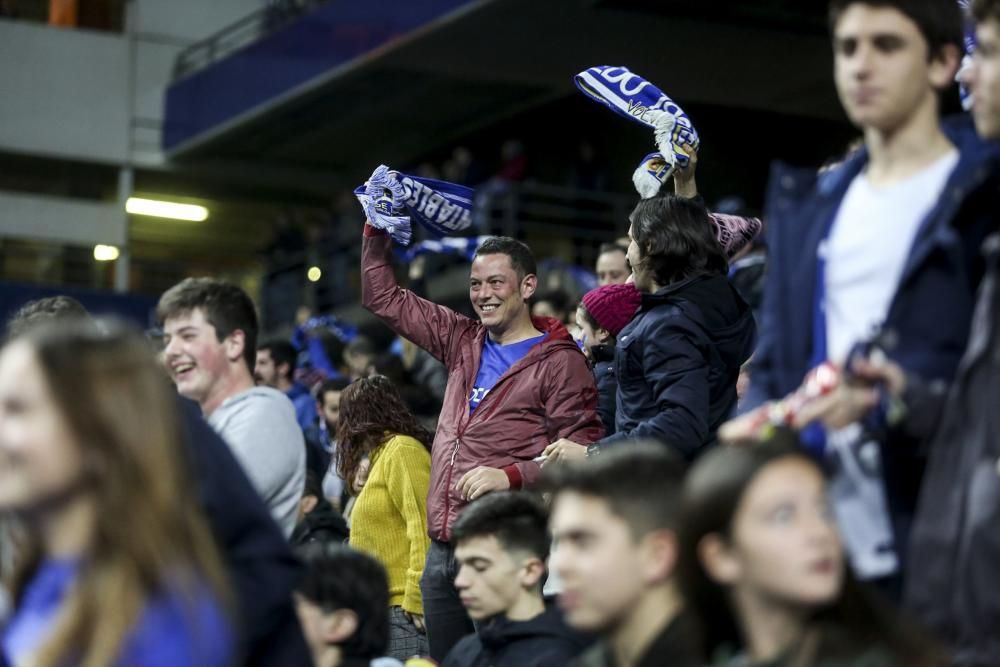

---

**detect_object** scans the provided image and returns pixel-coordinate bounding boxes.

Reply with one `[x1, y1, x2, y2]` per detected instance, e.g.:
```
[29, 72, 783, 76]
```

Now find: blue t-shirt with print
[469, 333, 547, 412]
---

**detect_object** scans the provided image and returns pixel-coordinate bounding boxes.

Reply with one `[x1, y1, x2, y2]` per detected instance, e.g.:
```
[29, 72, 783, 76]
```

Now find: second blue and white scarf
[574, 65, 699, 171]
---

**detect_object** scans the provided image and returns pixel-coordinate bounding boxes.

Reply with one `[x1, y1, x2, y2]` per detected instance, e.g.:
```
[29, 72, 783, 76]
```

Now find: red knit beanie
[580, 283, 641, 337]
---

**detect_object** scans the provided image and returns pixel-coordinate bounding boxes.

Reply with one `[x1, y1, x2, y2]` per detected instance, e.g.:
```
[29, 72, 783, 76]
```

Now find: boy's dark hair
[317, 377, 351, 403]
[828, 0, 963, 60]
[156, 278, 259, 372]
[258, 339, 297, 381]
[474, 237, 538, 281]
[6, 296, 90, 339]
[630, 195, 728, 287]
[541, 442, 686, 539]
[972, 0, 1000, 23]
[296, 543, 390, 660]
[451, 491, 550, 562]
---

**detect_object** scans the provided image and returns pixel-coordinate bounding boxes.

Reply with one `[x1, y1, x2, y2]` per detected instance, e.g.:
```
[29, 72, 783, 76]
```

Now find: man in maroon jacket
[362, 223, 604, 661]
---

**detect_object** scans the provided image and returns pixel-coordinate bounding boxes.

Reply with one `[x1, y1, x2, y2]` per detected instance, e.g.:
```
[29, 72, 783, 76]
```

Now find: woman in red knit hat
[574, 283, 642, 436]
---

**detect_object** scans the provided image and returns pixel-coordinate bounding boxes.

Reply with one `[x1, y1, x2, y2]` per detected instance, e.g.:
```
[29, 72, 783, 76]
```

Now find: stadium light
[93, 245, 120, 261]
[126, 197, 208, 221]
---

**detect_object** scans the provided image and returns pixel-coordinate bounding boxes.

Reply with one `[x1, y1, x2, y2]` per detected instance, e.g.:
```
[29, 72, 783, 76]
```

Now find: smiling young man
[742, 0, 1000, 593]
[361, 223, 603, 661]
[443, 492, 588, 667]
[158, 278, 306, 538]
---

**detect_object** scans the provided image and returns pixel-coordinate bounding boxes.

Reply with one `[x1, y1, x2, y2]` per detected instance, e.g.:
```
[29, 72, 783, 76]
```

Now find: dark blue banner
[164, 0, 477, 151]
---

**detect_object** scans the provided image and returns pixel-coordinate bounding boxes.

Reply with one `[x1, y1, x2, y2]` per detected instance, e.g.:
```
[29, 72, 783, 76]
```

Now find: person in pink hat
[544, 195, 756, 466]
[573, 283, 642, 434]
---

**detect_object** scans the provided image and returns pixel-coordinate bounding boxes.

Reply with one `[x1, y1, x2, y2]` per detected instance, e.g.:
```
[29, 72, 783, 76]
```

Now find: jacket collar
[591, 343, 615, 363]
[771, 115, 1000, 325]
[638, 272, 728, 310]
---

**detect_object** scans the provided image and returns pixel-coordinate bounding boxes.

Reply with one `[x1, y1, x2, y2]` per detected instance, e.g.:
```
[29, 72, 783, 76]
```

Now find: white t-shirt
[821, 150, 958, 579]
[209, 386, 306, 538]
[823, 151, 959, 362]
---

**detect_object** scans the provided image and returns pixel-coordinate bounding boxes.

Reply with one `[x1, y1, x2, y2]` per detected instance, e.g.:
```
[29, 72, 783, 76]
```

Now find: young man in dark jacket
[740, 0, 999, 591]
[787, 233, 1000, 666]
[545, 444, 699, 667]
[781, 2, 1000, 661]
[548, 195, 756, 464]
[444, 492, 588, 667]
[362, 224, 604, 661]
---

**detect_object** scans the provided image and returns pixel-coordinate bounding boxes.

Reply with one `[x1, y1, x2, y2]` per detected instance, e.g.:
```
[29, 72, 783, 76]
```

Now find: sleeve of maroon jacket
[504, 346, 605, 489]
[361, 224, 472, 367]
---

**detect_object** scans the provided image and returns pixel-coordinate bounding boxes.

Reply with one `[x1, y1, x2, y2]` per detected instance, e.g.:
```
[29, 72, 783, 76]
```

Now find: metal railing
[173, 0, 331, 80]
[254, 181, 635, 323]
[477, 181, 634, 258]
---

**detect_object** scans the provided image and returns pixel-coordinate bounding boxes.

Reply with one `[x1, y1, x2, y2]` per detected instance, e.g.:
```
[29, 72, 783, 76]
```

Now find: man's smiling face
[469, 253, 533, 334]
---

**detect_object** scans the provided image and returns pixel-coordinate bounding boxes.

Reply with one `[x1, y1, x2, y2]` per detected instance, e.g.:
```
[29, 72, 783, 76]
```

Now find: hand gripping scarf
[355, 165, 475, 245]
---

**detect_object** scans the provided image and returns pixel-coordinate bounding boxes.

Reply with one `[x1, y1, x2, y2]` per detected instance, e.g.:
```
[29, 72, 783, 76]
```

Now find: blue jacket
[286, 382, 318, 433]
[747, 115, 1000, 548]
[599, 273, 756, 459]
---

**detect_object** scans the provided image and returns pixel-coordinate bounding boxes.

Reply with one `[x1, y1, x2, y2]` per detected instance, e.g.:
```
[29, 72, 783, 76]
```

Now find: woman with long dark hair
[0, 321, 232, 667]
[677, 433, 944, 667]
[337, 375, 432, 660]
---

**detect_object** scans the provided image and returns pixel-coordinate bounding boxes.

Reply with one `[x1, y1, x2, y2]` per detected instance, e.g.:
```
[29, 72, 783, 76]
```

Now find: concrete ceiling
[167, 0, 840, 186]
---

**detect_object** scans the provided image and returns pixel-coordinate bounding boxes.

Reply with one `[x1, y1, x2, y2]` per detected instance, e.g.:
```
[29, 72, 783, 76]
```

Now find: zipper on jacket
[442, 351, 535, 537]
[442, 438, 462, 537]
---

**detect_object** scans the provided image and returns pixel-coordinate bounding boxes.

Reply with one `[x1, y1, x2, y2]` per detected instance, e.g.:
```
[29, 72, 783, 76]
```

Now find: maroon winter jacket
[362, 227, 604, 541]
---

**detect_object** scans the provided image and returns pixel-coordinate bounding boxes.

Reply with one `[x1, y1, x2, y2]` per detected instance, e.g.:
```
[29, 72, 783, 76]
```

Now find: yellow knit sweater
[349, 434, 431, 614]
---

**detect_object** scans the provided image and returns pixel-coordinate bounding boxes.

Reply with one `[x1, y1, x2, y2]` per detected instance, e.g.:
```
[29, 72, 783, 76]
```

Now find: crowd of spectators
[2, 1, 1000, 666]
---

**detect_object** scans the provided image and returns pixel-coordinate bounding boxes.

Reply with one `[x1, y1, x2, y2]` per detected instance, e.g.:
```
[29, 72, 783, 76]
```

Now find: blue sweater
[2, 559, 233, 667]
[287, 382, 318, 433]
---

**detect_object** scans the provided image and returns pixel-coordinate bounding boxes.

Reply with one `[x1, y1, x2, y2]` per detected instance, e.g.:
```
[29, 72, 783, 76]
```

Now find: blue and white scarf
[355, 165, 475, 245]
[574, 66, 699, 171]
